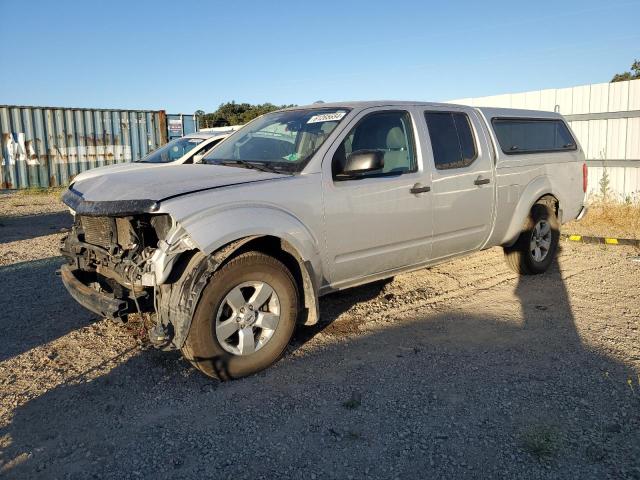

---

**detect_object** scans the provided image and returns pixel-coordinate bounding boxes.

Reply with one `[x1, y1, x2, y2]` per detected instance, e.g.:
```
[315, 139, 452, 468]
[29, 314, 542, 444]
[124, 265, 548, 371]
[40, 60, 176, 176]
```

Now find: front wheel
[503, 203, 560, 275]
[182, 251, 299, 380]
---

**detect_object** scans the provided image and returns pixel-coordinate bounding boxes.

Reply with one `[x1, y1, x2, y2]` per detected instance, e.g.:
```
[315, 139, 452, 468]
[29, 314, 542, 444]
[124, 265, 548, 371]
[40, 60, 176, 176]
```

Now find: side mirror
[340, 149, 384, 177]
[192, 153, 205, 164]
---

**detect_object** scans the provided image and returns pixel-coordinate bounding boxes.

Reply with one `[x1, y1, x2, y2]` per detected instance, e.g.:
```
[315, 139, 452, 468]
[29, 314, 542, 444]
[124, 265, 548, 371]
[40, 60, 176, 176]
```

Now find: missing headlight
[150, 214, 173, 242]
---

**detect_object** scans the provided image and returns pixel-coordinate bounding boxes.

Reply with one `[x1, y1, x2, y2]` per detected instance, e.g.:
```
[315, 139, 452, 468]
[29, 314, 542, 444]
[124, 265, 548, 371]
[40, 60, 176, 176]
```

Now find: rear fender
[501, 176, 561, 247]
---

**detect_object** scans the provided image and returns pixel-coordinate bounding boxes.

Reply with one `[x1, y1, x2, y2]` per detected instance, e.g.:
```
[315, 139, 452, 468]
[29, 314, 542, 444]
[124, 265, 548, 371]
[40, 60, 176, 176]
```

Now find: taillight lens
[582, 163, 588, 193]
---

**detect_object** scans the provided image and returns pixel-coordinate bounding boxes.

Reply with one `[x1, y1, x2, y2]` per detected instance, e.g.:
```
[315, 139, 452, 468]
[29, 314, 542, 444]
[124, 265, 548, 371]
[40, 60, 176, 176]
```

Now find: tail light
[582, 163, 588, 193]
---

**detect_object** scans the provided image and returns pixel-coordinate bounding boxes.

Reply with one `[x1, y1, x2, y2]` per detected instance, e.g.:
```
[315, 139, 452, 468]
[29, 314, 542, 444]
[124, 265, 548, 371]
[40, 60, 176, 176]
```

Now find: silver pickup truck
[60, 101, 587, 379]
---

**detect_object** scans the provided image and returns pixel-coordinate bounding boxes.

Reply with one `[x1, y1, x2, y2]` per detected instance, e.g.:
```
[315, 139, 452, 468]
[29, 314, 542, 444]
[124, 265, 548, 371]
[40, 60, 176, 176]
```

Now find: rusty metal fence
[0, 105, 168, 189]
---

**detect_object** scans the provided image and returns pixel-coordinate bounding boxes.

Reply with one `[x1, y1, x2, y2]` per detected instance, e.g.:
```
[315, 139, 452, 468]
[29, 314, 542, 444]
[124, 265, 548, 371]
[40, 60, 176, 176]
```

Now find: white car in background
[71, 128, 240, 183]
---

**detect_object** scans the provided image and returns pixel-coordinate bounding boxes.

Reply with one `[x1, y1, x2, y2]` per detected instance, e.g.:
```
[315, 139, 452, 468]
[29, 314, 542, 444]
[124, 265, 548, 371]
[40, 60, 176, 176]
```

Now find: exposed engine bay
[60, 213, 174, 318]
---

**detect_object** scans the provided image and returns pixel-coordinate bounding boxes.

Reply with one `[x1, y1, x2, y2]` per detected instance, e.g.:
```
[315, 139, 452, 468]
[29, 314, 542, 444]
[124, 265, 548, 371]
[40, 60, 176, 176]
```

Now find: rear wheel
[182, 251, 299, 380]
[504, 203, 559, 275]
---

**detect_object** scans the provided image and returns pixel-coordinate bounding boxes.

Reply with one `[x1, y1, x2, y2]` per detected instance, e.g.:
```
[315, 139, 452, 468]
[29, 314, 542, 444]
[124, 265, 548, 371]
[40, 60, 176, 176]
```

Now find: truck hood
[72, 162, 169, 183]
[65, 164, 286, 215]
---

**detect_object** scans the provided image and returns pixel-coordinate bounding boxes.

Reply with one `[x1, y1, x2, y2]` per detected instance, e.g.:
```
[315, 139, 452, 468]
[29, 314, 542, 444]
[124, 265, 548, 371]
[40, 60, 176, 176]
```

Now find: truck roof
[184, 130, 234, 140]
[281, 100, 456, 110]
[474, 106, 564, 120]
[281, 101, 565, 119]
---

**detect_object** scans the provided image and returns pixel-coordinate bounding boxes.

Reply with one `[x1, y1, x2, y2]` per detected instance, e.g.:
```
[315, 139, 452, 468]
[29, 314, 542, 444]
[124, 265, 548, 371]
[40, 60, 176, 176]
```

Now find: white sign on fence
[168, 118, 183, 134]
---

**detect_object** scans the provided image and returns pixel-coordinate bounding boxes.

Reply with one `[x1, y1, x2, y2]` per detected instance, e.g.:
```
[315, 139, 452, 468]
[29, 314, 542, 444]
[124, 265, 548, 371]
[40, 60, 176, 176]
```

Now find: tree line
[195, 102, 296, 128]
[611, 59, 640, 82]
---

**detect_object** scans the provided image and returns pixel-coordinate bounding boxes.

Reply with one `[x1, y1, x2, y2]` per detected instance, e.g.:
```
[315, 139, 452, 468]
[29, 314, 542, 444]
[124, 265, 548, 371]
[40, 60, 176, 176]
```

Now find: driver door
[321, 108, 433, 288]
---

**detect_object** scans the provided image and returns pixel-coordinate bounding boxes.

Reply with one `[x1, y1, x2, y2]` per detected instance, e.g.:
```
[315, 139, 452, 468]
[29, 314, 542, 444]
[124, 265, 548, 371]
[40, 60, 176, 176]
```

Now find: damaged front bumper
[59, 201, 199, 328]
[58, 186, 215, 350]
[60, 265, 131, 319]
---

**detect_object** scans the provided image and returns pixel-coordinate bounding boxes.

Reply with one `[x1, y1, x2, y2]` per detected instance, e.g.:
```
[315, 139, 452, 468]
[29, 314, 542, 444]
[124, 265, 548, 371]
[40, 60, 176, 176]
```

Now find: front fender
[501, 176, 563, 247]
[173, 204, 322, 282]
[155, 205, 323, 348]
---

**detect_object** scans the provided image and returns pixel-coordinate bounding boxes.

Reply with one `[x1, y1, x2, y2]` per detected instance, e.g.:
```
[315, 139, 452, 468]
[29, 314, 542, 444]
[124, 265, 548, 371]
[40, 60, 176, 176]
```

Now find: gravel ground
[0, 192, 639, 479]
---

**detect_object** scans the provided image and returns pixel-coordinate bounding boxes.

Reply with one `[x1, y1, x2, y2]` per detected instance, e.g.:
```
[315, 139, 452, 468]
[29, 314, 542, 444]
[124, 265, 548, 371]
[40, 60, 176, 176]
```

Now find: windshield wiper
[215, 160, 285, 174]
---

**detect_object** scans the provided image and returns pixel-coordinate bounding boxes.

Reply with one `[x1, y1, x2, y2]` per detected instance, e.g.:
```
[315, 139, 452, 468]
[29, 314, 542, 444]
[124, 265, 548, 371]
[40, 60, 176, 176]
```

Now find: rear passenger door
[423, 108, 494, 260]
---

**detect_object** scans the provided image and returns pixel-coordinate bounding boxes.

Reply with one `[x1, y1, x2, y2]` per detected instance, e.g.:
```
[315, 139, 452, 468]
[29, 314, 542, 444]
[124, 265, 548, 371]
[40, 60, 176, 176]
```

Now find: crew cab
[60, 101, 587, 380]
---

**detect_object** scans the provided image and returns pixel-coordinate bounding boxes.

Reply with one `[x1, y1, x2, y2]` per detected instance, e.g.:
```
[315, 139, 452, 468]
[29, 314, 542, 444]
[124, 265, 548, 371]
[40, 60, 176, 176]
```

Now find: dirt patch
[0, 189, 66, 218]
[0, 192, 638, 479]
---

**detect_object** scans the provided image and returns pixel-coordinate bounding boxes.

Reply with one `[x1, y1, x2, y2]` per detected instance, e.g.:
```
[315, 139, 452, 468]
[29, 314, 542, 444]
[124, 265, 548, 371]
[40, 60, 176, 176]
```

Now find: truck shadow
[2, 251, 638, 478]
[0, 212, 72, 244]
[292, 277, 392, 347]
[0, 257, 95, 362]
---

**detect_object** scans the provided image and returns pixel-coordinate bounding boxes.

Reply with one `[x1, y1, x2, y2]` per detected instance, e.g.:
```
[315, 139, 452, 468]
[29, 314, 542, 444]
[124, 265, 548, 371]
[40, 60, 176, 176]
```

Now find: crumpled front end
[59, 192, 199, 329]
[60, 212, 173, 319]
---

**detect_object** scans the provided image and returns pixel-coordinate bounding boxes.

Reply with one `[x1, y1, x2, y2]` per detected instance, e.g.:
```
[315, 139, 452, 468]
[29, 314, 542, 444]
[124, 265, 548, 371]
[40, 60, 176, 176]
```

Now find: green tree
[194, 109, 205, 128]
[611, 59, 640, 82]
[199, 102, 296, 128]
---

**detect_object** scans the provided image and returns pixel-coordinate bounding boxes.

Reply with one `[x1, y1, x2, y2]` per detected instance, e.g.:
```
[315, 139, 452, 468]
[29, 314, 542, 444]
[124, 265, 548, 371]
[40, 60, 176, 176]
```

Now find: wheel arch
[157, 234, 321, 350]
[171, 203, 323, 314]
[500, 175, 562, 247]
[213, 235, 321, 328]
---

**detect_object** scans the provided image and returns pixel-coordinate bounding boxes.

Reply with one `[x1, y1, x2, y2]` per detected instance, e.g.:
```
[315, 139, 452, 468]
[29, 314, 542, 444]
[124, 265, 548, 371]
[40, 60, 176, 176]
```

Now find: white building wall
[447, 78, 640, 199]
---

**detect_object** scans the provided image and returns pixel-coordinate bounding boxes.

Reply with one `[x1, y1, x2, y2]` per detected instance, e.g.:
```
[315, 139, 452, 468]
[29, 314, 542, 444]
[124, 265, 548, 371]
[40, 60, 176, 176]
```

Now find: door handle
[474, 176, 490, 186]
[410, 183, 431, 194]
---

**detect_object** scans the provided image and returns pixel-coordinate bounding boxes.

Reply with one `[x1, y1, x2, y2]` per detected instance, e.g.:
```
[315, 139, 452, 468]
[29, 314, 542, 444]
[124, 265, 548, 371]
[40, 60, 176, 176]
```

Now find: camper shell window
[491, 118, 576, 155]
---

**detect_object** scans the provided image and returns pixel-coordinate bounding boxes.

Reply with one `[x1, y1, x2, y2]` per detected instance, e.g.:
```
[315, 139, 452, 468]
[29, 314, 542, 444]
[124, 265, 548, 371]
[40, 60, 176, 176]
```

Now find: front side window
[332, 111, 416, 178]
[137, 137, 204, 163]
[424, 111, 477, 170]
[491, 118, 576, 154]
[204, 108, 349, 172]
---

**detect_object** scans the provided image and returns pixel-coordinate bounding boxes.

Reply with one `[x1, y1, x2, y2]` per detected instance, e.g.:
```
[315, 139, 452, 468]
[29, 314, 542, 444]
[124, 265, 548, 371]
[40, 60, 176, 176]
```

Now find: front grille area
[80, 216, 113, 248]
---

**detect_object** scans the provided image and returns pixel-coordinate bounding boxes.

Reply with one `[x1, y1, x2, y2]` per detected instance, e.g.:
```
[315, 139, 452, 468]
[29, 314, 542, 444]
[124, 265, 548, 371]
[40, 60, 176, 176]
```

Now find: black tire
[503, 203, 559, 275]
[182, 251, 299, 380]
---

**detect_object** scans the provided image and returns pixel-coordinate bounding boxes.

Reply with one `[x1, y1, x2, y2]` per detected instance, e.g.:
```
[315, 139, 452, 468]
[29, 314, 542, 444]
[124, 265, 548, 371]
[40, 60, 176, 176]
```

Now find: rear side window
[491, 118, 576, 154]
[424, 112, 477, 170]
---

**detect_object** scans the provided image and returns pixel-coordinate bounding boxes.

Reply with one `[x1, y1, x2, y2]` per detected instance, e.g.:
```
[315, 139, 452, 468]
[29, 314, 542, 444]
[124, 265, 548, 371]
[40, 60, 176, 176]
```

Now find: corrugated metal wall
[0, 106, 168, 189]
[448, 78, 640, 200]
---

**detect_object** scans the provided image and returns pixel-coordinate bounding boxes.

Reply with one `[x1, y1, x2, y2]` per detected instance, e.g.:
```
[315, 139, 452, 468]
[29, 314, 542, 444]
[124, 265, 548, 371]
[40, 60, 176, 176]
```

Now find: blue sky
[1, 0, 639, 113]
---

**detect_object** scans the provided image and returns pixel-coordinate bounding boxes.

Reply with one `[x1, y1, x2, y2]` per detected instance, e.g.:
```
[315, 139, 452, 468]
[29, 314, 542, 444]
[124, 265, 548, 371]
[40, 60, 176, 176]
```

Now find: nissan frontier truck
[60, 101, 587, 379]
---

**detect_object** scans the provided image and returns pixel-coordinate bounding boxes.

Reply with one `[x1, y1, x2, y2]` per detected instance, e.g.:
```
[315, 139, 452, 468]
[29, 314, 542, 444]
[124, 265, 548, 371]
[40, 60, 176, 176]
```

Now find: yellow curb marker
[563, 234, 638, 247]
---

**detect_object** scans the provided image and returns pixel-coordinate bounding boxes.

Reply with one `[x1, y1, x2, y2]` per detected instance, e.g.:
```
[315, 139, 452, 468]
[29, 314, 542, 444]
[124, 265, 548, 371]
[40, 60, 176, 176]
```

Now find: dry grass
[565, 200, 640, 239]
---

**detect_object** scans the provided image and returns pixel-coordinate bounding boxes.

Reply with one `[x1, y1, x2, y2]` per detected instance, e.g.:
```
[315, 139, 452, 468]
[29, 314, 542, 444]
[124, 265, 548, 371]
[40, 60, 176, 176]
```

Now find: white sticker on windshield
[307, 112, 346, 124]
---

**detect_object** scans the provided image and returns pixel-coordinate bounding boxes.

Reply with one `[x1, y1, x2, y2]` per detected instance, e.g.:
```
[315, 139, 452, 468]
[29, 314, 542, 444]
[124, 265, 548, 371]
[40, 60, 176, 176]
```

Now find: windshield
[203, 108, 349, 172]
[137, 137, 204, 163]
